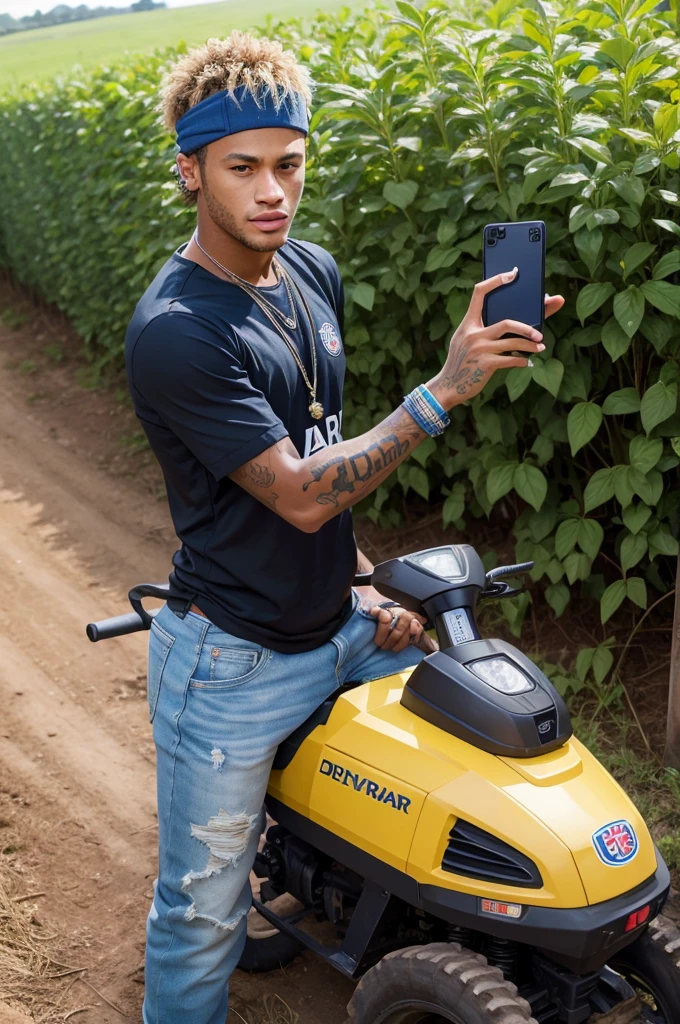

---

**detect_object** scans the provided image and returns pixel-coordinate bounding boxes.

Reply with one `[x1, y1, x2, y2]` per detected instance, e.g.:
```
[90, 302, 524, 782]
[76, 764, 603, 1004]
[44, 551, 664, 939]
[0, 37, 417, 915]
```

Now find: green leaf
[648, 523, 680, 558]
[437, 220, 458, 246]
[640, 380, 678, 434]
[592, 644, 614, 685]
[622, 502, 652, 535]
[576, 646, 595, 682]
[611, 174, 646, 206]
[425, 246, 461, 272]
[639, 280, 680, 316]
[652, 251, 680, 280]
[600, 37, 636, 67]
[487, 462, 518, 504]
[602, 388, 641, 414]
[352, 282, 376, 311]
[640, 315, 674, 353]
[602, 317, 633, 360]
[576, 282, 615, 323]
[613, 286, 645, 338]
[584, 467, 616, 512]
[569, 136, 613, 164]
[621, 242, 656, 279]
[614, 466, 635, 508]
[564, 550, 592, 584]
[567, 401, 603, 455]
[601, 579, 626, 623]
[555, 518, 580, 560]
[628, 435, 663, 474]
[442, 482, 466, 528]
[633, 152, 660, 175]
[532, 358, 564, 397]
[505, 367, 533, 401]
[574, 227, 603, 276]
[382, 179, 419, 210]
[621, 531, 648, 572]
[546, 582, 570, 616]
[627, 466, 663, 506]
[395, 136, 422, 152]
[586, 209, 620, 229]
[672, 437, 680, 458]
[407, 464, 430, 500]
[626, 577, 647, 609]
[578, 518, 604, 561]
[411, 436, 437, 467]
[652, 218, 680, 238]
[513, 463, 547, 512]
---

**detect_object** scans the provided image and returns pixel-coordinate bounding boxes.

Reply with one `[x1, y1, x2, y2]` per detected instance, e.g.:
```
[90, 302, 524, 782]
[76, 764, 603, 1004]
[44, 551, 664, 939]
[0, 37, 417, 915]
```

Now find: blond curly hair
[158, 30, 313, 205]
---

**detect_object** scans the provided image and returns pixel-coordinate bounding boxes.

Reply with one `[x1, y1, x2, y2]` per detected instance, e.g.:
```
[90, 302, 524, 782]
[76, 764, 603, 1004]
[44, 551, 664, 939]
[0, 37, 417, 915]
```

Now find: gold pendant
[309, 401, 324, 420]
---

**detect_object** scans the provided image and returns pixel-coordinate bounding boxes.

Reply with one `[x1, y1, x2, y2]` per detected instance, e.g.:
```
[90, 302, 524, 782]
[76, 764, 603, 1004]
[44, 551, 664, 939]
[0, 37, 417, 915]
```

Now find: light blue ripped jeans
[143, 593, 424, 1024]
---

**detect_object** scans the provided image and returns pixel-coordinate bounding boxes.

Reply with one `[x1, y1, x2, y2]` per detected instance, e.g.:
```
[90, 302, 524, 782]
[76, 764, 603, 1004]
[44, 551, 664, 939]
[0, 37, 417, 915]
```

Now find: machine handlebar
[85, 562, 535, 643]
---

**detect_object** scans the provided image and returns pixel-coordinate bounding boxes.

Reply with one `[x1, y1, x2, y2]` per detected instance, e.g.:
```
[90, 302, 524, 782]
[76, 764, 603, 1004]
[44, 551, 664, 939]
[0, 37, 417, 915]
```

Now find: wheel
[347, 943, 537, 1024]
[606, 915, 680, 1023]
[237, 892, 305, 973]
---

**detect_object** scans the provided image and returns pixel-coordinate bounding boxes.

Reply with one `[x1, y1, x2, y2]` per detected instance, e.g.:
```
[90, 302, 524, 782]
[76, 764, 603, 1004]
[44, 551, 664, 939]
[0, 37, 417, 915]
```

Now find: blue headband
[175, 85, 309, 155]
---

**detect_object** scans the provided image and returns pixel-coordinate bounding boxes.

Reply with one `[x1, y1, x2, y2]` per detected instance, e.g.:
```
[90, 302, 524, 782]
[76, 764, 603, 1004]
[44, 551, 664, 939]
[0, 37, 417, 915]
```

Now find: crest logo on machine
[592, 820, 639, 866]
[319, 322, 342, 356]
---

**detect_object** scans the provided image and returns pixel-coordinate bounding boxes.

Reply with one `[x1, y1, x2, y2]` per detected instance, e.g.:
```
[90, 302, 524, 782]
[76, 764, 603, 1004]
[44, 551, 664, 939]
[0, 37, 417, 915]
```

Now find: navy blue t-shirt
[125, 237, 357, 653]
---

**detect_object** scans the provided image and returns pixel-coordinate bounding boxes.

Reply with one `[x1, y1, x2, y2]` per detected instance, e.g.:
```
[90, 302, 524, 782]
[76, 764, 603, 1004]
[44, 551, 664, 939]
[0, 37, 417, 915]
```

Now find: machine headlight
[467, 656, 534, 696]
[406, 546, 467, 581]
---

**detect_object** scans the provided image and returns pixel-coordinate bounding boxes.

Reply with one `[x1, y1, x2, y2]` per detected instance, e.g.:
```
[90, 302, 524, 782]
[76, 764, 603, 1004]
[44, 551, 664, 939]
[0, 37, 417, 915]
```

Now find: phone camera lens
[497, 228, 506, 239]
[489, 227, 498, 237]
[487, 237, 497, 247]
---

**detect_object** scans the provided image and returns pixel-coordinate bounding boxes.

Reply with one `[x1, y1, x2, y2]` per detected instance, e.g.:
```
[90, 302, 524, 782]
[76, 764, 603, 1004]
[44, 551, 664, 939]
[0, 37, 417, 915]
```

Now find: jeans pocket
[147, 619, 175, 722]
[189, 642, 271, 689]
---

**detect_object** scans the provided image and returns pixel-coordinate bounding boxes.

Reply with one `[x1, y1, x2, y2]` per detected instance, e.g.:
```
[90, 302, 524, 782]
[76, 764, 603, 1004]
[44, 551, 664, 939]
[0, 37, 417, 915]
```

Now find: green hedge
[1, 0, 679, 647]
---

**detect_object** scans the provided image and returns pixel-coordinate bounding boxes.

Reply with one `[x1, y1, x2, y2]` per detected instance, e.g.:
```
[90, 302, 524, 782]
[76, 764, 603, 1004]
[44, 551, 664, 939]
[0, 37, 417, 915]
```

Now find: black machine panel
[401, 638, 572, 758]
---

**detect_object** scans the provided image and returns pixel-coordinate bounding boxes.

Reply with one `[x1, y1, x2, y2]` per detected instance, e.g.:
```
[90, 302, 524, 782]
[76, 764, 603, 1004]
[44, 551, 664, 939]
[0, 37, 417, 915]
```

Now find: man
[124, 29, 563, 1024]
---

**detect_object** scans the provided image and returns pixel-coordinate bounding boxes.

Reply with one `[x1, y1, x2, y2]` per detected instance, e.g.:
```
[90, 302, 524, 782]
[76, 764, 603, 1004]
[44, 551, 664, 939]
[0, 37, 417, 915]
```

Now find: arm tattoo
[244, 461, 275, 488]
[303, 433, 410, 507]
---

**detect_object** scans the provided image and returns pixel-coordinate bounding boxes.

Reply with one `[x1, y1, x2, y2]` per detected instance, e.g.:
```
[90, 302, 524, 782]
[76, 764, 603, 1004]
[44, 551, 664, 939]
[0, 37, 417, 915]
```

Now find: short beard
[201, 169, 285, 254]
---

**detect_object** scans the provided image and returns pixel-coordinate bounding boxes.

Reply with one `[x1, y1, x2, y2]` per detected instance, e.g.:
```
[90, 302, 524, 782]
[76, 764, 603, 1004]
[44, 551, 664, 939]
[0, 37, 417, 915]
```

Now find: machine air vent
[442, 820, 542, 889]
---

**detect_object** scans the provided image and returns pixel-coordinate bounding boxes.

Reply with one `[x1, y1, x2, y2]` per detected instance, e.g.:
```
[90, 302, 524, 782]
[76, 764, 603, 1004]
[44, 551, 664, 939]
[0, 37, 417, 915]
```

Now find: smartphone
[482, 220, 546, 339]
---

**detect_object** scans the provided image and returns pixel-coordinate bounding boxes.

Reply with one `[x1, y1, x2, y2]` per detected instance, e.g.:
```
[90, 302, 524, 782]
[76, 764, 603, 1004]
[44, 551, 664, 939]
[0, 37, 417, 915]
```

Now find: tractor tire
[347, 942, 538, 1024]
[607, 915, 680, 1023]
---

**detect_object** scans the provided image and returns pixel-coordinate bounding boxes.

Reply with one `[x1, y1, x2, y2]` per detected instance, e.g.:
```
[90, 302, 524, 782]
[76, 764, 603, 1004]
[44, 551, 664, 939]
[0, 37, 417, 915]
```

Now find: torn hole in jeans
[182, 808, 259, 928]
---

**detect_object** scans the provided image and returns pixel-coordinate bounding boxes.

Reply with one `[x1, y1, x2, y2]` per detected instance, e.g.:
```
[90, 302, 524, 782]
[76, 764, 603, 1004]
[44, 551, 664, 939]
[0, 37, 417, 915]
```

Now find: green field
[0, 0, 363, 90]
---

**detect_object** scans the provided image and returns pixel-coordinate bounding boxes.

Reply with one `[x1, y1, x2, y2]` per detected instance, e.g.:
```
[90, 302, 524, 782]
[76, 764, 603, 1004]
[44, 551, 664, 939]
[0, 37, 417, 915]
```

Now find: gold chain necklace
[193, 230, 297, 330]
[191, 231, 324, 420]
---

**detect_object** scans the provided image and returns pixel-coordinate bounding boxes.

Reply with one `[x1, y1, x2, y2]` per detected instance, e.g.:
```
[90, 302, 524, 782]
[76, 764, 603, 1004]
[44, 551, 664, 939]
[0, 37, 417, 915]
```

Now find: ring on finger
[387, 612, 400, 633]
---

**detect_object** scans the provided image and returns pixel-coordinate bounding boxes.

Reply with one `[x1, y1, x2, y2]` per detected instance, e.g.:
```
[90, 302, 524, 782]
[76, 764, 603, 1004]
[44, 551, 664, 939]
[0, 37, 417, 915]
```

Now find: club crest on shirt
[319, 322, 342, 357]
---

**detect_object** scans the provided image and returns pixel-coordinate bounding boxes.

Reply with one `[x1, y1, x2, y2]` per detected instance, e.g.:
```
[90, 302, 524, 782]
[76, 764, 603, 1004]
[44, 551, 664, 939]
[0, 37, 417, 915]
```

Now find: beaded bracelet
[403, 384, 451, 437]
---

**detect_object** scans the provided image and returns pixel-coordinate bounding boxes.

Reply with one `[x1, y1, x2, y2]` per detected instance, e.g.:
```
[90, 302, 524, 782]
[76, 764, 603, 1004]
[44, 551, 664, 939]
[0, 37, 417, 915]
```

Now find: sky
[1, 0, 223, 16]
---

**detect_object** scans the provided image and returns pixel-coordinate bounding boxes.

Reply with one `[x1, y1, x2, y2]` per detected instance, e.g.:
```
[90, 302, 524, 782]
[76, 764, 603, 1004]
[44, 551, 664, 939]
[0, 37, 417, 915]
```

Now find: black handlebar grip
[86, 609, 155, 642]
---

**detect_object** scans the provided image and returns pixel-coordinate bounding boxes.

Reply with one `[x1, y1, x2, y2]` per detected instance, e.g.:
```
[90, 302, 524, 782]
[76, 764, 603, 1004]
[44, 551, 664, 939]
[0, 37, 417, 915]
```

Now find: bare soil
[0, 275, 675, 1023]
[0, 280, 354, 1022]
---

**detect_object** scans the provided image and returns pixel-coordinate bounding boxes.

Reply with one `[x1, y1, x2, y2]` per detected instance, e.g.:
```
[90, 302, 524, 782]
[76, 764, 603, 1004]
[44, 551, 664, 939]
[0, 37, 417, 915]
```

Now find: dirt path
[0, 286, 354, 1022]
[0, 281, 675, 1024]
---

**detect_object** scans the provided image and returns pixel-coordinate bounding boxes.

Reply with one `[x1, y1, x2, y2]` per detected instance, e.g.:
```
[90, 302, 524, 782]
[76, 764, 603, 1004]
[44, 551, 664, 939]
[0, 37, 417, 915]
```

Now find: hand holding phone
[482, 220, 546, 343]
[426, 225, 564, 407]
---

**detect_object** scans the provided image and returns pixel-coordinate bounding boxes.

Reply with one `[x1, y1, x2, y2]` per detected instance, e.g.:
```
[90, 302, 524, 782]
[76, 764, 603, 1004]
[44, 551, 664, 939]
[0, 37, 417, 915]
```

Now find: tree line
[0, 0, 166, 36]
